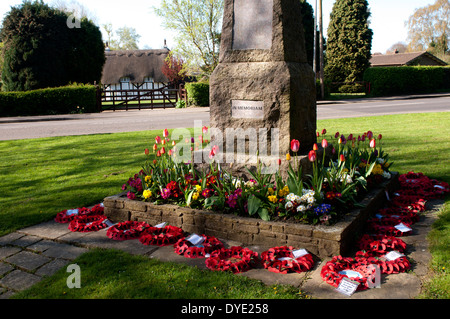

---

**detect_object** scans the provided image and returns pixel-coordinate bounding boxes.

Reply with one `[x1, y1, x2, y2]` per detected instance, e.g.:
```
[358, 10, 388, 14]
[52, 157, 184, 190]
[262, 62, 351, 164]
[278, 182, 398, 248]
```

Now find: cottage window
[144, 77, 154, 83]
[120, 77, 131, 90]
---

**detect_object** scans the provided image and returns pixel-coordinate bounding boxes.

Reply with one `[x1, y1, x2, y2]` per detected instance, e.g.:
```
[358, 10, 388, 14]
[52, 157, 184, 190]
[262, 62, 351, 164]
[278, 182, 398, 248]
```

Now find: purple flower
[161, 188, 171, 200]
[127, 191, 136, 200]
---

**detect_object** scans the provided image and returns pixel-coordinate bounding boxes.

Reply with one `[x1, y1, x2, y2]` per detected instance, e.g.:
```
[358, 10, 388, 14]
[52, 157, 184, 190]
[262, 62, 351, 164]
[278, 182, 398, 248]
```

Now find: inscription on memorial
[231, 100, 264, 119]
[232, 0, 273, 50]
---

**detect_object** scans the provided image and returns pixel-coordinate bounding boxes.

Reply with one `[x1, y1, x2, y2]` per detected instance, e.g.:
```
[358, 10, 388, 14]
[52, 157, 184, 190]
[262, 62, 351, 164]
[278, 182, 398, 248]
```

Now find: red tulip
[308, 150, 316, 162]
[277, 159, 282, 166]
[161, 147, 166, 154]
[378, 134, 383, 140]
[313, 143, 318, 151]
[155, 136, 161, 144]
[370, 138, 376, 148]
[367, 131, 373, 139]
[153, 159, 157, 165]
[339, 154, 345, 162]
[335, 132, 340, 138]
[322, 139, 328, 148]
[316, 131, 320, 137]
[163, 129, 169, 138]
[144, 148, 149, 155]
[321, 129, 327, 135]
[153, 144, 158, 151]
[156, 150, 161, 157]
[202, 126, 208, 134]
[290, 139, 300, 152]
[172, 140, 176, 146]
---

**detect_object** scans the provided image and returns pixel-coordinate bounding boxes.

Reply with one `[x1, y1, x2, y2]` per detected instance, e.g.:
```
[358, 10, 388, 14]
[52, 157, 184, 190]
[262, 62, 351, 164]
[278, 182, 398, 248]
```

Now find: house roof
[101, 49, 170, 84]
[370, 51, 448, 67]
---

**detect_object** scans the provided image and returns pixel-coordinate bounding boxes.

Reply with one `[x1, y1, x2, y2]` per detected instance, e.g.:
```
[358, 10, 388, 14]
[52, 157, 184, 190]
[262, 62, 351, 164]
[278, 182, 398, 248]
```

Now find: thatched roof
[101, 49, 170, 84]
[370, 51, 448, 67]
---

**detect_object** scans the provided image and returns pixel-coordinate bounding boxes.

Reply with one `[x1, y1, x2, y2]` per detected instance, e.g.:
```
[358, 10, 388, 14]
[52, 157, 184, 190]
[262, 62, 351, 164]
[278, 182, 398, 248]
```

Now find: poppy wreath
[366, 222, 412, 237]
[205, 246, 260, 274]
[367, 214, 418, 228]
[90, 203, 105, 215]
[174, 235, 224, 258]
[320, 255, 376, 291]
[377, 207, 420, 224]
[356, 234, 407, 257]
[260, 246, 315, 274]
[429, 179, 450, 198]
[389, 196, 427, 214]
[399, 172, 433, 190]
[355, 250, 411, 275]
[139, 225, 184, 246]
[54, 207, 92, 224]
[106, 221, 151, 240]
[68, 214, 109, 233]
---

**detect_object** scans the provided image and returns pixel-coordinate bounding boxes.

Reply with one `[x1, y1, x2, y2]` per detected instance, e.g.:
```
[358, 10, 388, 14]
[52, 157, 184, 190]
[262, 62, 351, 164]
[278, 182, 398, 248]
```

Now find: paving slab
[10, 235, 42, 248]
[35, 258, 71, 277]
[5, 251, 52, 272]
[27, 239, 66, 253]
[41, 242, 88, 260]
[0, 246, 22, 260]
[18, 221, 71, 239]
[0, 233, 25, 246]
[0, 262, 14, 277]
[0, 270, 42, 291]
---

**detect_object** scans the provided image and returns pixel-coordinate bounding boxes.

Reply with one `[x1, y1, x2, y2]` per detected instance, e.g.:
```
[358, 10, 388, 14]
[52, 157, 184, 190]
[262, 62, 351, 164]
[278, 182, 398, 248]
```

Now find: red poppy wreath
[139, 225, 184, 246]
[320, 255, 378, 291]
[106, 221, 150, 240]
[54, 207, 92, 224]
[355, 250, 411, 275]
[356, 234, 407, 257]
[205, 246, 259, 274]
[68, 214, 109, 233]
[261, 246, 315, 274]
[174, 234, 224, 258]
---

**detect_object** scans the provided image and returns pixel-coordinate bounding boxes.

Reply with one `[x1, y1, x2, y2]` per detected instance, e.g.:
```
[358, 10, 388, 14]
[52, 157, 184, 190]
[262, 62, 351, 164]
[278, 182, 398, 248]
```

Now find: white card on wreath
[186, 234, 205, 246]
[395, 223, 412, 233]
[336, 277, 359, 296]
[292, 249, 308, 258]
[66, 209, 79, 216]
[155, 222, 167, 229]
[384, 251, 404, 261]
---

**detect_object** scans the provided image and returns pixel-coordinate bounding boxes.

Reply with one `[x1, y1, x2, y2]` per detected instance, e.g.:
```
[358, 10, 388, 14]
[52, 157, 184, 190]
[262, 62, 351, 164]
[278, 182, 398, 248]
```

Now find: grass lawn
[1, 112, 449, 299]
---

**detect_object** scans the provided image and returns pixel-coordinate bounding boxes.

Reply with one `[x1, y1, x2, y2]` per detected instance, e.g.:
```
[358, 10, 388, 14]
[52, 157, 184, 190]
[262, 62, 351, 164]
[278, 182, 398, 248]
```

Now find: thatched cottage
[101, 48, 170, 91]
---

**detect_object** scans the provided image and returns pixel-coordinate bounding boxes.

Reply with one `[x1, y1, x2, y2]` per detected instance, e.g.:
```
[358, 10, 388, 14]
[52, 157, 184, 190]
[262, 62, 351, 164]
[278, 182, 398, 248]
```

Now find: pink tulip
[290, 139, 300, 152]
[308, 150, 316, 162]
[202, 126, 208, 134]
[155, 136, 161, 144]
[322, 139, 328, 148]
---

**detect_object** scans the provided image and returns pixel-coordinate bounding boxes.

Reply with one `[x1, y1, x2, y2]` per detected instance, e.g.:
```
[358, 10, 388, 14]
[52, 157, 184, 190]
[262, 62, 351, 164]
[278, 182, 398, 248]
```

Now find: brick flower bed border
[104, 172, 399, 258]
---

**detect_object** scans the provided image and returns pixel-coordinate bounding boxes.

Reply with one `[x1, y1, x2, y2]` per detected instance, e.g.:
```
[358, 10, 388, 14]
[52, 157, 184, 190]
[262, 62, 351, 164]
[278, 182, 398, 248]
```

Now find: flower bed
[105, 128, 400, 258]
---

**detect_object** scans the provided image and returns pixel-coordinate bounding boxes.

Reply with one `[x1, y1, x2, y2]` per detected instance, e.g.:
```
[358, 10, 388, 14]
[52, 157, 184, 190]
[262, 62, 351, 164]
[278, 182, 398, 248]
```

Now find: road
[0, 95, 449, 141]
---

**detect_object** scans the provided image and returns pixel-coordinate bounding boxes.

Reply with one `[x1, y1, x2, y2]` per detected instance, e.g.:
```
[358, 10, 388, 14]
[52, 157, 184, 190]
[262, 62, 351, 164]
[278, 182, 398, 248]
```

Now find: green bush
[363, 66, 450, 97]
[185, 82, 209, 107]
[0, 84, 98, 117]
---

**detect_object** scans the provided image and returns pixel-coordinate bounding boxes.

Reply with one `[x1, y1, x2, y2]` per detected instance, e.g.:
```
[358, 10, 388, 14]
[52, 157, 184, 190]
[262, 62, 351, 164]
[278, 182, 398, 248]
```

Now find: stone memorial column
[209, 0, 316, 177]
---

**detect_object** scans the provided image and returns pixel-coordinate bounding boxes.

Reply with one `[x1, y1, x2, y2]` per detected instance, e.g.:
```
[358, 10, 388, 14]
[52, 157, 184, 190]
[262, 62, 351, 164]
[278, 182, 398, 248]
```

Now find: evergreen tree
[325, 0, 373, 84]
[0, 0, 105, 91]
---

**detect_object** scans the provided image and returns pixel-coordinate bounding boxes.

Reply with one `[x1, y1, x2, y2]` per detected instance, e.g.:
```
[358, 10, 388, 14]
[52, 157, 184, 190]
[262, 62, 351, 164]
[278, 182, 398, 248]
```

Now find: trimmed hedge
[363, 66, 450, 97]
[186, 82, 209, 107]
[0, 84, 98, 117]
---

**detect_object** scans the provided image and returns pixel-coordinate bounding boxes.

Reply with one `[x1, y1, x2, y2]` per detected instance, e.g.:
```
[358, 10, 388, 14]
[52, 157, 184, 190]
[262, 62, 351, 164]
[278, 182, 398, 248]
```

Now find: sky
[0, 0, 438, 54]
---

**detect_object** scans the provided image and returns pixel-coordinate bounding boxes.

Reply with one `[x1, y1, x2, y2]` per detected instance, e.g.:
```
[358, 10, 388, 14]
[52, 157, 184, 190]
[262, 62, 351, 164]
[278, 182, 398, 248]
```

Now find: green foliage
[0, 84, 98, 116]
[363, 66, 450, 96]
[185, 82, 210, 106]
[0, 0, 105, 91]
[325, 0, 373, 83]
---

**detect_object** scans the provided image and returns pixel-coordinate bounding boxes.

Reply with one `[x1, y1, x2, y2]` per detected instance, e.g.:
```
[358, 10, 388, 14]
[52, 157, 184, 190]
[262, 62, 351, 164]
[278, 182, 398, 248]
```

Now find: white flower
[286, 193, 296, 202]
[285, 202, 294, 210]
[377, 158, 385, 164]
[307, 196, 315, 204]
[382, 171, 391, 179]
[297, 205, 307, 212]
[294, 195, 301, 204]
